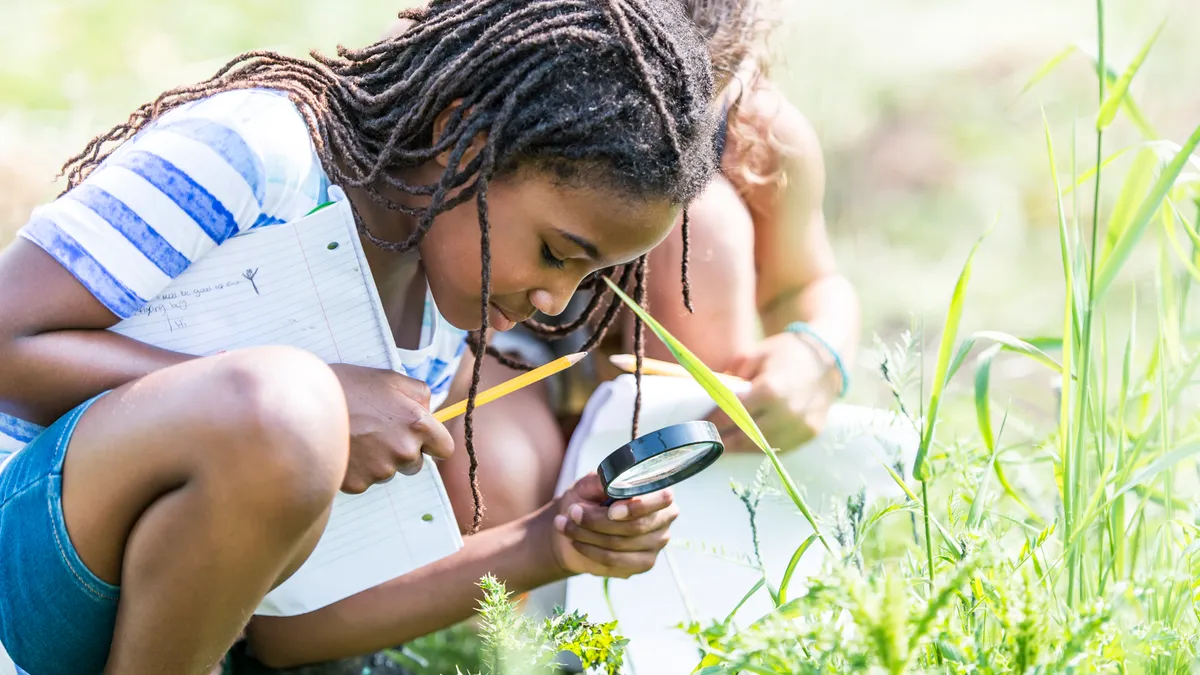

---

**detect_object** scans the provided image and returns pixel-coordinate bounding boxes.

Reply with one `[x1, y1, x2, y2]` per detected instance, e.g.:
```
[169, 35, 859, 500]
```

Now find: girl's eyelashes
[541, 242, 566, 270]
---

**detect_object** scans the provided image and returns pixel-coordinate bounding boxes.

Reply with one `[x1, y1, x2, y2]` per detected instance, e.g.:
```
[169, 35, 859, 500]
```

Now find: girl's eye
[541, 242, 566, 270]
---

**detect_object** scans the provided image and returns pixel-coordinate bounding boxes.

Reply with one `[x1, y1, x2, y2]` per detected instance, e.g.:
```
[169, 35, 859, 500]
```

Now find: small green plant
[410, 575, 628, 675]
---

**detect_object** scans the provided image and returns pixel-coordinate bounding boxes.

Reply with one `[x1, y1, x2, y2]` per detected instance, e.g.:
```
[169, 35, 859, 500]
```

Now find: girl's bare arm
[733, 82, 860, 361]
[0, 239, 192, 425]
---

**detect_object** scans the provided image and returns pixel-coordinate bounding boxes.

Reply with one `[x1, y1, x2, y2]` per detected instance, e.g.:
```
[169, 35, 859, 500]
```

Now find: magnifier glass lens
[609, 442, 712, 490]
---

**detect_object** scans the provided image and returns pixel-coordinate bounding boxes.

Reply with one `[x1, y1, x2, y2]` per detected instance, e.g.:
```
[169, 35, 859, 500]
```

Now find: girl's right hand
[546, 473, 678, 579]
[329, 363, 455, 494]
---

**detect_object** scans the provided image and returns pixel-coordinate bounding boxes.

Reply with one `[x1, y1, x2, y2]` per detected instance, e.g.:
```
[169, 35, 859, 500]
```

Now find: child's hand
[330, 363, 455, 494]
[547, 473, 678, 579]
[706, 332, 840, 453]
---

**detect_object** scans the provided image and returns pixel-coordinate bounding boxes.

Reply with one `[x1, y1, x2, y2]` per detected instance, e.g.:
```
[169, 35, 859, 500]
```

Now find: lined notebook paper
[110, 194, 463, 617]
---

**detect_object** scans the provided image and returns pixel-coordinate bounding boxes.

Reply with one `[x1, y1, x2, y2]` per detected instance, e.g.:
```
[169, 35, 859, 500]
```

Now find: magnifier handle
[602, 497, 617, 507]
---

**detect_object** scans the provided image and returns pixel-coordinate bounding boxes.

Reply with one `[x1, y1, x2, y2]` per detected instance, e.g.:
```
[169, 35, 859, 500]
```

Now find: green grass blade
[1095, 124, 1200, 303]
[1066, 353, 1200, 543]
[973, 344, 1002, 460]
[602, 276, 831, 552]
[1131, 485, 1192, 511]
[777, 533, 819, 605]
[721, 578, 766, 626]
[1170, 197, 1200, 248]
[1045, 109, 1077, 580]
[945, 336, 979, 385]
[1064, 145, 1137, 195]
[880, 460, 962, 557]
[974, 330, 1065, 373]
[1018, 44, 1077, 98]
[968, 345, 1003, 528]
[993, 459, 1043, 525]
[1163, 197, 1200, 285]
[1078, 44, 1160, 138]
[1111, 442, 1200, 501]
[1096, 21, 1166, 130]
[912, 229, 991, 480]
[1102, 148, 1158, 261]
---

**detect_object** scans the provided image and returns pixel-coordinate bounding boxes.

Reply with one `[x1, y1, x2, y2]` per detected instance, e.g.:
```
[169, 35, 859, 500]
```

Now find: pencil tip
[567, 352, 588, 365]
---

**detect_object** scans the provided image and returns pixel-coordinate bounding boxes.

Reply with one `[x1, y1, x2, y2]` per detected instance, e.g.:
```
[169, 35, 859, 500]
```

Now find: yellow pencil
[434, 352, 587, 422]
[608, 354, 750, 388]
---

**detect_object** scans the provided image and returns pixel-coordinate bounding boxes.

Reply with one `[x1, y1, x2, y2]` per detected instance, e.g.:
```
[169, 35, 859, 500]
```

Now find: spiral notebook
[108, 191, 463, 617]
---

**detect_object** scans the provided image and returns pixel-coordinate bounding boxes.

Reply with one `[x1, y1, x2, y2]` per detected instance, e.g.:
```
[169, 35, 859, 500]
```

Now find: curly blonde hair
[684, 0, 785, 188]
[683, 0, 772, 92]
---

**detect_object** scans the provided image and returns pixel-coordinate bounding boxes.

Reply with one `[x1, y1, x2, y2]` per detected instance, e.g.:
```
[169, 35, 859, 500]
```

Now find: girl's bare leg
[58, 347, 350, 675]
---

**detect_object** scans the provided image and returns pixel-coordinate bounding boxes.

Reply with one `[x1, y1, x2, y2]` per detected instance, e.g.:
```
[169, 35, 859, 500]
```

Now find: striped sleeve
[18, 89, 324, 319]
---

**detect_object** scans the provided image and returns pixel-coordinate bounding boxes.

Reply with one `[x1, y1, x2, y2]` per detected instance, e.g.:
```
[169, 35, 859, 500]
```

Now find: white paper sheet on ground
[108, 194, 462, 617]
[547, 374, 918, 674]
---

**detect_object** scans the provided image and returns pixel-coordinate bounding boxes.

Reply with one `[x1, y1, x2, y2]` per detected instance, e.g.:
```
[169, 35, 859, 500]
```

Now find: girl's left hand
[706, 331, 841, 453]
[547, 473, 678, 579]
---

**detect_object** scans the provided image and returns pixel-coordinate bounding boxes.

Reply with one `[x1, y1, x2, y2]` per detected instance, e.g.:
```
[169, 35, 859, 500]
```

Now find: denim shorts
[0, 394, 118, 675]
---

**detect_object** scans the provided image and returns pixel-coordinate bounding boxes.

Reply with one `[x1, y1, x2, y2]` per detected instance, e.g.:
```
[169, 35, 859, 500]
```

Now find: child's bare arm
[243, 474, 676, 667]
[644, 176, 759, 373]
[732, 82, 859, 348]
[0, 239, 193, 425]
[701, 83, 860, 451]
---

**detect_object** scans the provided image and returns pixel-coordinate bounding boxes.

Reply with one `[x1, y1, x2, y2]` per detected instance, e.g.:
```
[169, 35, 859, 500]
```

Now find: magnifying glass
[597, 420, 725, 504]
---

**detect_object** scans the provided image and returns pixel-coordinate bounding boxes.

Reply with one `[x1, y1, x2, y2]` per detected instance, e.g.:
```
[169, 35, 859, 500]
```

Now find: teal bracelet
[784, 321, 849, 398]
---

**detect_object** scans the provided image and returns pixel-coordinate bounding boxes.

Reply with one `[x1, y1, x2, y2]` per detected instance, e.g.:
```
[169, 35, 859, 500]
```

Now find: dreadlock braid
[60, 0, 717, 534]
[631, 255, 649, 439]
[465, 178, 494, 535]
[681, 209, 694, 312]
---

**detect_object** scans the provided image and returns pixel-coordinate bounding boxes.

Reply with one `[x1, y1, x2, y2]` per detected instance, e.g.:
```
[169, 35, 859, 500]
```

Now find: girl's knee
[199, 347, 350, 522]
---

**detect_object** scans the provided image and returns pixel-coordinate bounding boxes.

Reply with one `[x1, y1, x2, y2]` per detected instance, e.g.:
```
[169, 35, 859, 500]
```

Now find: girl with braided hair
[439, 0, 861, 536]
[0, 1, 718, 673]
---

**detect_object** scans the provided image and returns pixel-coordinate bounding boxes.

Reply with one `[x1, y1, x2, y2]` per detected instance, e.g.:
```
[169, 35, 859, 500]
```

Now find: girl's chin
[438, 301, 516, 333]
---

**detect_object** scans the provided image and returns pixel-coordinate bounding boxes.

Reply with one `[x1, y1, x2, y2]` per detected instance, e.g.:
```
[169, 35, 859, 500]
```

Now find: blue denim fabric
[0, 395, 117, 675]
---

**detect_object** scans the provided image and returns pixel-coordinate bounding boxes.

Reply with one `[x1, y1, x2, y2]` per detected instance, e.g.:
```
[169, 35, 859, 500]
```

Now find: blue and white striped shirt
[0, 89, 467, 459]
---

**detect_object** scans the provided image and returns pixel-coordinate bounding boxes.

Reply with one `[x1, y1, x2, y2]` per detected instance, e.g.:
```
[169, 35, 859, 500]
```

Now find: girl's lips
[488, 303, 518, 331]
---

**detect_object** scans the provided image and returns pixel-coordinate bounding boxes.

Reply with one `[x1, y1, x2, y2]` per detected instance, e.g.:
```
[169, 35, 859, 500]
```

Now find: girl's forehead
[497, 172, 678, 263]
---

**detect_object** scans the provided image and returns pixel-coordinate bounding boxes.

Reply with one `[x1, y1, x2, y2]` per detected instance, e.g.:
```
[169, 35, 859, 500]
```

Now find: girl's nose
[528, 287, 571, 317]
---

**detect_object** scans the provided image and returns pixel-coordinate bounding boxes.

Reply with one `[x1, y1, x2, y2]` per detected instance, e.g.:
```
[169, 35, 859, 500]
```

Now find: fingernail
[609, 504, 629, 521]
[554, 514, 568, 532]
[569, 504, 584, 524]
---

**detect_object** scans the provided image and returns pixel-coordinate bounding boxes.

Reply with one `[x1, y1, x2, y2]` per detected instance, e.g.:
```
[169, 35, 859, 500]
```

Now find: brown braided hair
[58, 0, 717, 534]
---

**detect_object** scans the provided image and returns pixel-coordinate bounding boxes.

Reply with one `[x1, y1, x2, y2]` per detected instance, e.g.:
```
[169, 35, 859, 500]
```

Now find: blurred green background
[1, 0, 1197, 407]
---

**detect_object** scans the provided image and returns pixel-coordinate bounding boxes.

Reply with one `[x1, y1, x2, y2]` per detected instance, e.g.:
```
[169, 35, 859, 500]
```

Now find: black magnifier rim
[598, 420, 725, 499]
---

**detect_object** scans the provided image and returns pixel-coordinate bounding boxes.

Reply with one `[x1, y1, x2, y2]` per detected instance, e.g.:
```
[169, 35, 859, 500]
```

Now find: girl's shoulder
[166, 88, 301, 130]
[15, 88, 329, 321]
[140, 88, 330, 223]
[723, 76, 823, 195]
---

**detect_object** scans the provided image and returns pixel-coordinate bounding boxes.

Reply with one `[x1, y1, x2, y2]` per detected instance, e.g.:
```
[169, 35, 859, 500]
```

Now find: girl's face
[418, 173, 679, 332]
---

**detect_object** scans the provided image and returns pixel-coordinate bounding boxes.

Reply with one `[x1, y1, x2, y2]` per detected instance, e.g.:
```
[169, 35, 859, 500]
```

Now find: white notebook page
[110, 197, 463, 617]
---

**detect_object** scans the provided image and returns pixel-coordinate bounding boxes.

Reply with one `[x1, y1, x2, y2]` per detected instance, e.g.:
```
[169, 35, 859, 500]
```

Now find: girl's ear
[432, 100, 486, 171]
